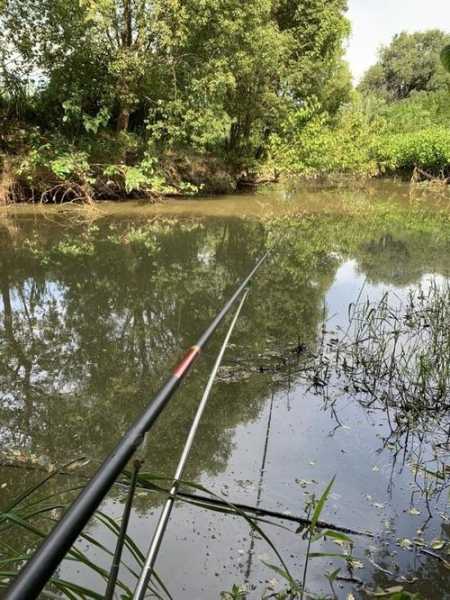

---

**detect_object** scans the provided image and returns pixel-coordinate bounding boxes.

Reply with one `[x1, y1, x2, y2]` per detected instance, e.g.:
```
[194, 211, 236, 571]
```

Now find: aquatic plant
[316, 282, 450, 433]
[1, 458, 363, 600]
[0, 463, 171, 599]
[305, 281, 450, 515]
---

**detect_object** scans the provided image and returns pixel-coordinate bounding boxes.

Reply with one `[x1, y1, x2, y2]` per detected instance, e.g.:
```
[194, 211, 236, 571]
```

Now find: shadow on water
[0, 182, 450, 598]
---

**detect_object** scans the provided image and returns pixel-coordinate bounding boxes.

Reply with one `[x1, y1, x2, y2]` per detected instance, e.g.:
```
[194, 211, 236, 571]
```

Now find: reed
[307, 281, 450, 509]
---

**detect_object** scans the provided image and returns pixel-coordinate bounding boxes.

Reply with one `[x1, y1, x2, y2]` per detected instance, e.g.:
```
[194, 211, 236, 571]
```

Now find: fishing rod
[134, 288, 250, 600]
[104, 460, 142, 600]
[5, 253, 268, 600]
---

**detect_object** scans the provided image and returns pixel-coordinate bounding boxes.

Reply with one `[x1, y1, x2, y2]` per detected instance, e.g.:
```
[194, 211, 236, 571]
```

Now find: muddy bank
[0, 147, 277, 204]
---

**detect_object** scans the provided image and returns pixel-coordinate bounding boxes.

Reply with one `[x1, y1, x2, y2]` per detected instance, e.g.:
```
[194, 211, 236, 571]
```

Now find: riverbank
[3, 88, 450, 206]
[0, 141, 254, 204]
[2, 180, 450, 221]
[2, 156, 449, 207]
[2, 131, 450, 206]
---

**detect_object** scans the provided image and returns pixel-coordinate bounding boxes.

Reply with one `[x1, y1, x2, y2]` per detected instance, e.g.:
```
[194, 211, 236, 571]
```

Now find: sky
[345, 0, 450, 81]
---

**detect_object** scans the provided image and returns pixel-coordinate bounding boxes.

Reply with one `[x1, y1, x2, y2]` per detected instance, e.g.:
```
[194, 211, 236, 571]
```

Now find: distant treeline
[270, 30, 450, 183]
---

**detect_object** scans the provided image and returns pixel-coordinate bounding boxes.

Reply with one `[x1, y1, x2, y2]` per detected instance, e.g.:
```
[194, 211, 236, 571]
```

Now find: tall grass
[315, 282, 450, 434]
[307, 281, 450, 511]
[1, 460, 358, 599]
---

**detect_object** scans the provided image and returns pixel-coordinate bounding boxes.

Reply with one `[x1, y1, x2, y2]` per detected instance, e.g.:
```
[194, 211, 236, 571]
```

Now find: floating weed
[128, 472, 367, 599]
[2, 464, 365, 598]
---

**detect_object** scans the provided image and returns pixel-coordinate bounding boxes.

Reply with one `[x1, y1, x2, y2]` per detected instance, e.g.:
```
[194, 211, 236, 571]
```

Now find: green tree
[1, 0, 171, 132]
[273, 0, 350, 104]
[1, 0, 351, 150]
[359, 30, 450, 101]
[145, 0, 351, 160]
[144, 0, 289, 159]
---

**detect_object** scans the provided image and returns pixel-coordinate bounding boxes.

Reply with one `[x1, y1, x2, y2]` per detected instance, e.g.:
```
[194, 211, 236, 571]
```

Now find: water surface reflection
[1, 184, 450, 598]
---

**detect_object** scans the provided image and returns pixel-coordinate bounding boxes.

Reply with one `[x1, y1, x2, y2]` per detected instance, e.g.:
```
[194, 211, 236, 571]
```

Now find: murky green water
[1, 182, 450, 599]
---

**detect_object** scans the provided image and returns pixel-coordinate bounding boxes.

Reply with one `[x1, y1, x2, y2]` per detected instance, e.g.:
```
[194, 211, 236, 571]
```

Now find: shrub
[374, 127, 450, 174]
[269, 91, 450, 180]
[268, 100, 379, 178]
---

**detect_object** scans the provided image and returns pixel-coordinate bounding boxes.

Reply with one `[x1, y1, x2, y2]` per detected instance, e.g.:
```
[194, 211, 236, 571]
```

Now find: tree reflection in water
[1, 196, 450, 597]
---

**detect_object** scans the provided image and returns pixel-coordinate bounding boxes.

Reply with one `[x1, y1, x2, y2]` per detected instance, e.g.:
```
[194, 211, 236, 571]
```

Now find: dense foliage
[1, 4, 450, 200]
[271, 30, 450, 182]
[0, 0, 350, 201]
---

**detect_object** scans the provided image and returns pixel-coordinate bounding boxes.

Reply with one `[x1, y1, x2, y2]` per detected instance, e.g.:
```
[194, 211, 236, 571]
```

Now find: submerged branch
[127, 477, 373, 538]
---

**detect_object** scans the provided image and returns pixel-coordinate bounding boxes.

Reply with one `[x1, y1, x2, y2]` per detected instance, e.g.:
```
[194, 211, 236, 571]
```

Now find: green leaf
[310, 476, 335, 531]
[124, 166, 149, 193]
[312, 529, 353, 544]
[2, 457, 85, 515]
[308, 552, 354, 560]
[364, 586, 415, 598]
[260, 560, 292, 583]
[325, 567, 341, 583]
[431, 539, 446, 550]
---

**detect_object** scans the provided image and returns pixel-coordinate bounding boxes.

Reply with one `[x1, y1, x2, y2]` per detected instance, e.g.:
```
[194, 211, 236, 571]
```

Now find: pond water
[1, 181, 450, 599]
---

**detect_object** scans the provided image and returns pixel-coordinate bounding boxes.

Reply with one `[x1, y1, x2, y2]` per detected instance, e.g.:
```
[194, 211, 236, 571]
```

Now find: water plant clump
[1, 463, 362, 600]
[315, 282, 450, 436]
[301, 281, 450, 517]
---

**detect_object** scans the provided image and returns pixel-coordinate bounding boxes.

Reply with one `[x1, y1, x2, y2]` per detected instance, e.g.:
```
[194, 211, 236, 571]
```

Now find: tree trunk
[116, 0, 133, 133]
[123, 0, 132, 47]
[117, 107, 130, 133]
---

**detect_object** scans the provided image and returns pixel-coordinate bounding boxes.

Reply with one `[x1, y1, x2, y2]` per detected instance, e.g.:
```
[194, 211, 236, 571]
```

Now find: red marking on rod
[173, 346, 201, 379]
